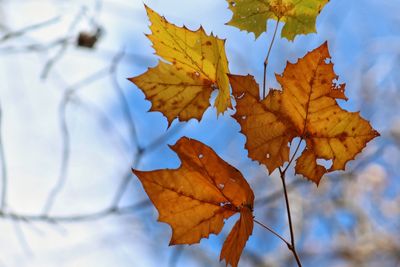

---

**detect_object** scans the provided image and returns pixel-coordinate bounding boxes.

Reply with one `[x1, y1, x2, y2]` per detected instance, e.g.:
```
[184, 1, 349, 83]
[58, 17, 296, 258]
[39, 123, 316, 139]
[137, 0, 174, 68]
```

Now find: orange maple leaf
[129, 6, 231, 125]
[231, 42, 380, 184]
[133, 137, 254, 267]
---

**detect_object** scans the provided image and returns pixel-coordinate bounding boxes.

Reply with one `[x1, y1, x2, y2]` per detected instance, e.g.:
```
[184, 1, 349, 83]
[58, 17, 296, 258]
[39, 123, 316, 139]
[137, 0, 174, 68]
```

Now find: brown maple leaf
[133, 137, 254, 267]
[231, 42, 380, 184]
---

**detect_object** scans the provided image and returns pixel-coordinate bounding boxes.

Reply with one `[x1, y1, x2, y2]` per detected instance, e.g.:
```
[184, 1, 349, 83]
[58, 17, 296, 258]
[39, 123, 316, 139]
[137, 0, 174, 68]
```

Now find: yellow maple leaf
[129, 6, 231, 125]
[232, 42, 379, 184]
[133, 137, 254, 267]
[226, 0, 329, 40]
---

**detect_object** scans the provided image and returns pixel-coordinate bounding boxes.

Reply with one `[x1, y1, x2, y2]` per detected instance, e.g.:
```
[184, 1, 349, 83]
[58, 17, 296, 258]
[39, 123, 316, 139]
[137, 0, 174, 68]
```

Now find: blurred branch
[0, 16, 60, 42]
[169, 246, 184, 267]
[2, 199, 150, 224]
[41, 53, 122, 214]
[12, 220, 33, 256]
[110, 49, 140, 148]
[0, 104, 7, 210]
[40, 7, 86, 79]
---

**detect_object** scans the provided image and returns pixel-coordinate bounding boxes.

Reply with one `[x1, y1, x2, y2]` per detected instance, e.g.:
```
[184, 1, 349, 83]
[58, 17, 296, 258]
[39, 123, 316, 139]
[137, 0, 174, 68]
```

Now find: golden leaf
[232, 42, 380, 184]
[129, 6, 231, 125]
[133, 137, 254, 266]
[226, 0, 329, 40]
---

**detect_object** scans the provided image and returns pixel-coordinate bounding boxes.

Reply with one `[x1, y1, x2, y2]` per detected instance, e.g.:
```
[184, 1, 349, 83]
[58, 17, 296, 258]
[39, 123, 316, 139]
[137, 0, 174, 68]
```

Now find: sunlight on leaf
[129, 6, 231, 125]
[133, 137, 254, 267]
[231, 42, 380, 184]
[226, 0, 329, 40]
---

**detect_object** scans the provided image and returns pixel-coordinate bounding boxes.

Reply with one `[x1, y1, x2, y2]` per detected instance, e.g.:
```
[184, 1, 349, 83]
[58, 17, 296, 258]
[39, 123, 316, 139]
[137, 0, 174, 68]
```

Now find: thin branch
[169, 246, 184, 267]
[12, 220, 33, 256]
[41, 67, 110, 215]
[0, 16, 60, 42]
[279, 168, 302, 267]
[143, 123, 184, 153]
[69, 96, 131, 151]
[110, 166, 139, 207]
[110, 49, 140, 148]
[111, 123, 184, 207]
[40, 8, 86, 79]
[282, 137, 304, 174]
[0, 104, 7, 210]
[262, 19, 280, 99]
[254, 218, 289, 245]
[41, 96, 71, 214]
[273, 137, 305, 266]
[2, 199, 150, 224]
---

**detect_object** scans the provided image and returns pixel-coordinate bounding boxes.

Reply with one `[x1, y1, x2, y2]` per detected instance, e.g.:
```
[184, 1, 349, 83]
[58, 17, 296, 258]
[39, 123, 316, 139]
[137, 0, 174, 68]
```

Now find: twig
[40, 8, 86, 79]
[282, 138, 303, 174]
[2, 200, 150, 224]
[12, 220, 33, 256]
[41, 67, 111, 214]
[254, 218, 289, 245]
[41, 96, 71, 215]
[143, 123, 184, 153]
[278, 137, 305, 267]
[0, 104, 7, 210]
[0, 16, 60, 42]
[110, 49, 140, 148]
[111, 123, 184, 207]
[69, 96, 131, 150]
[110, 167, 140, 207]
[279, 168, 302, 267]
[169, 246, 184, 267]
[262, 20, 279, 99]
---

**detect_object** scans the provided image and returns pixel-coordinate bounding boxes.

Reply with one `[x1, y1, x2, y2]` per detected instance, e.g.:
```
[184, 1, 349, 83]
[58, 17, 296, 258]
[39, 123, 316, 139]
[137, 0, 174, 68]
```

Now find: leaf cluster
[129, 2, 379, 266]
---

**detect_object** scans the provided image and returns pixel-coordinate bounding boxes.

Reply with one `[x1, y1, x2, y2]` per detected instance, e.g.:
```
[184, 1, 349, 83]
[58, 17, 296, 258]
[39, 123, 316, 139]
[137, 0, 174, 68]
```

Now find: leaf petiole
[262, 19, 280, 99]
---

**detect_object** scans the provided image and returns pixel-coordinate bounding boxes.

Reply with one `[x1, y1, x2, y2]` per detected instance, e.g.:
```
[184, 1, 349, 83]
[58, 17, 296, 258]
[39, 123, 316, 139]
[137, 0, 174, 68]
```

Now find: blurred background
[0, 0, 398, 266]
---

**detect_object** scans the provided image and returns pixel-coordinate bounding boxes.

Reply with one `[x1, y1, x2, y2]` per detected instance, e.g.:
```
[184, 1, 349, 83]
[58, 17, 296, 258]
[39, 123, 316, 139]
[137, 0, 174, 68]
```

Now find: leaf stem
[262, 19, 280, 99]
[254, 218, 289, 245]
[274, 136, 305, 266]
[282, 137, 303, 174]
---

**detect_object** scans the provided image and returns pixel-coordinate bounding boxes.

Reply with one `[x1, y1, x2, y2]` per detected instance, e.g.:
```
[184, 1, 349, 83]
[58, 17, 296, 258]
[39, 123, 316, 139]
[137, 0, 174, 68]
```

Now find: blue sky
[0, 0, 399, 266]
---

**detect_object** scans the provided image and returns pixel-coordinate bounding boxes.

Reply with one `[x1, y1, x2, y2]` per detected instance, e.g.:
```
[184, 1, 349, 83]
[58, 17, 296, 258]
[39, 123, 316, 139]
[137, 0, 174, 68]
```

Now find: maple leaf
[229, 74, 295, 173]
[226, 0, 329, 40]
[129, 6, 231, 125]
[133, 137, 254, 267]
[231, 42, 380, 184]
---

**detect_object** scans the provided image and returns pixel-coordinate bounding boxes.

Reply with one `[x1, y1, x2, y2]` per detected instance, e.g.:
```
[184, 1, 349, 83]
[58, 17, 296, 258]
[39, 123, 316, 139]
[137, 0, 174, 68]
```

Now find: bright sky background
[0, 0, 399, 266]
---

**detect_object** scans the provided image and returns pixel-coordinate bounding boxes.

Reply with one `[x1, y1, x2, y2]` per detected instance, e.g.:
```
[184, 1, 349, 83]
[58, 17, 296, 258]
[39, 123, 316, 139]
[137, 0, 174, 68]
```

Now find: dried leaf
[133, 137, 254, 267]
[232, 42, 380, 184]
[220, 207, 253, 267]
[226, 0, 329, 40]
[229, 74, 295, 173]
[129, 6, 231, 125]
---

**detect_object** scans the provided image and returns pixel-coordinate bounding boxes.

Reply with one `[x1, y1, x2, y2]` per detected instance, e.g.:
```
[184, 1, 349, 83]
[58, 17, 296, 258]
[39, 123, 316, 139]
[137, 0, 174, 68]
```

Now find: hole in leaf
[220, 201, 231, 207]
[198, 154, 204, 159]
[316, 158, 333, 169]
[242, 116, 247, 120]
[194, 71, 200, 77]
[236, 92, 245, 99]
[230, 1, 236, 7]
[266, 153, 270, 159]
[218, 183, 225, 189]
